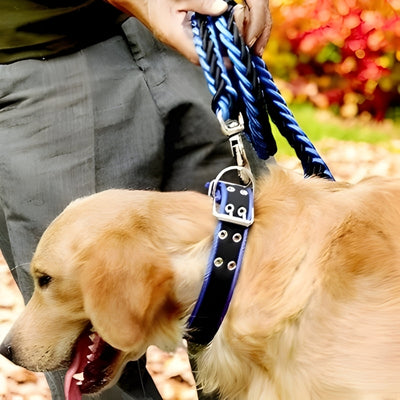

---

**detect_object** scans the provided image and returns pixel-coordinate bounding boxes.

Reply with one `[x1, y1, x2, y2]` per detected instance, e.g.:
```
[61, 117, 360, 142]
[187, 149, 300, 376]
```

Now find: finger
[237, 0, 270, 45]
[246, 0, 268, 46]
[252, 24, 272, 56]
[158, 11, 200, 64]
[252, 10, 272, 56]
[178, 0, 228, 15]
[233, 4, 246, 39]
[234, 1, 272, 53]
[169, 38, 200, 64]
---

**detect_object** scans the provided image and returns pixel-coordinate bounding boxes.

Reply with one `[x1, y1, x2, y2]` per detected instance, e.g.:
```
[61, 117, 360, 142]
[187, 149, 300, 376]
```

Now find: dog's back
[196, 169, 400, 400]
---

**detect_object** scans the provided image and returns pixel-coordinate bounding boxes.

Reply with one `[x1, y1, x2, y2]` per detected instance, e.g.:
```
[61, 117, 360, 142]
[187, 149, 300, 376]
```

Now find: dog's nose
[0, 340, 13, 361]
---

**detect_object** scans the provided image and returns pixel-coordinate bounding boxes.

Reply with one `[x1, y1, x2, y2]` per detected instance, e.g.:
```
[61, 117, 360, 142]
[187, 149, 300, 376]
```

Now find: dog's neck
[158, 180, 254, 337]
[155, 192, 217, 320]
[171, 241, 212, 315]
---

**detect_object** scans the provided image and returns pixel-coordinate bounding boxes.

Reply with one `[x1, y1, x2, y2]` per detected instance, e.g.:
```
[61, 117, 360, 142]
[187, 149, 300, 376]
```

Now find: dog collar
[187, 166, 254, 345]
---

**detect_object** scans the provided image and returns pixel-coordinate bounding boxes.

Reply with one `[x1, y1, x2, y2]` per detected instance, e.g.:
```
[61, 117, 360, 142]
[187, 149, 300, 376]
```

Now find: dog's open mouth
[64, 325, 122, 400]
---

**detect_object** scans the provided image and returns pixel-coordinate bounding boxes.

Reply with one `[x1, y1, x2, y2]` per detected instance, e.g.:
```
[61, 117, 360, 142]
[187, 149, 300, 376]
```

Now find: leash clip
[217, 112, 250, 179]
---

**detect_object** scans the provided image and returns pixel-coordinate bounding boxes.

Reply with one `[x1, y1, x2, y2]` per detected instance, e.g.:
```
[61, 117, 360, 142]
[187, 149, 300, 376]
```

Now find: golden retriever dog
[2, 166, 400, 400]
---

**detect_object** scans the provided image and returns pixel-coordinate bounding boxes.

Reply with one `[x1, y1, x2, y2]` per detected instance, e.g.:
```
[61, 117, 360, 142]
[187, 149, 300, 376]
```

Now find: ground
[1, 139, 400, 400]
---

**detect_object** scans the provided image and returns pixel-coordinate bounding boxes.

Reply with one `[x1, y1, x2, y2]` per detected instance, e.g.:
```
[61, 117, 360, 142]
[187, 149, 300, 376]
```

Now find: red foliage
[266, 0, 400, 120]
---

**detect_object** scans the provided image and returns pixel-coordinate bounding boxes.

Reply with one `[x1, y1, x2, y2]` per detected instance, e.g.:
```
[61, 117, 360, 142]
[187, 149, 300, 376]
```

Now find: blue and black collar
[187, 166, 254, 345]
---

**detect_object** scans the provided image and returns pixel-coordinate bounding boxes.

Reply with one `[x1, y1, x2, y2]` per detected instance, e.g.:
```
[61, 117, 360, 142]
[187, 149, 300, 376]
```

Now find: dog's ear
[78, 233, 181, 354]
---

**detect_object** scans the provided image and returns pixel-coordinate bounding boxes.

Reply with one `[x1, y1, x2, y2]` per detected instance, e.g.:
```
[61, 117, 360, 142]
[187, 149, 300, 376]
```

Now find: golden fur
[4, 166, 400, 399]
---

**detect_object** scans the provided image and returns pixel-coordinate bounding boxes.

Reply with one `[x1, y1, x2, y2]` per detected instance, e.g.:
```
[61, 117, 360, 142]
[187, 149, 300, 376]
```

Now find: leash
[187, 2, 335, 345]
[191, 3, 335, 181]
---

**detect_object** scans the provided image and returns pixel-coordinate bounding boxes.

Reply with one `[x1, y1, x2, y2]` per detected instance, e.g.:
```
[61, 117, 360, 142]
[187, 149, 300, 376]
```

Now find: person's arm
[106, 0, 272, 63]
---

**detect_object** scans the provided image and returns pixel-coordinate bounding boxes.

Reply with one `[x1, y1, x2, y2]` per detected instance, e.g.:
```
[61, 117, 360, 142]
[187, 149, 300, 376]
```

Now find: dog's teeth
[87, 354, 95, 362]
[76, 381, 83, 386]
[73, 372, 84, 381]
[89, 333, 96, 342]
[88, 344, 96, 352]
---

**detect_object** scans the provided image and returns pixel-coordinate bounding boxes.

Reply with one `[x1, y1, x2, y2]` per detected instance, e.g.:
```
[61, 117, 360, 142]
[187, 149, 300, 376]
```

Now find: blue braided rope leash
[191, 5, 334, 181]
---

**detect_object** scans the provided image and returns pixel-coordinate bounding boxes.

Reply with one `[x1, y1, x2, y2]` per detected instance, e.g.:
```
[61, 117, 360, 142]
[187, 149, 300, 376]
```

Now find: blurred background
[266, 0, 400, 121]
[261, 0, 400, 178]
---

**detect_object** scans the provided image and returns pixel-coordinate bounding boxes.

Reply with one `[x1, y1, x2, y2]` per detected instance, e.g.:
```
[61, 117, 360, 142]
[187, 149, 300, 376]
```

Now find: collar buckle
[208, 166, 255, 227]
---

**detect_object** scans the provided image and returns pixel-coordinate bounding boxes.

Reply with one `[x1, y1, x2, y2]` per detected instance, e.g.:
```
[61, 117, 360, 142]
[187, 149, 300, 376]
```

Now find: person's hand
[234, 0, 272, 57]
[106, 0, 228, 63]
[106, 0, 272, 64]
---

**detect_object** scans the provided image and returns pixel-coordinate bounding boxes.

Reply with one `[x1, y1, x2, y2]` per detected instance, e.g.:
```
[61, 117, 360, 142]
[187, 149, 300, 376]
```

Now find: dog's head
[1, 189, 214, 398]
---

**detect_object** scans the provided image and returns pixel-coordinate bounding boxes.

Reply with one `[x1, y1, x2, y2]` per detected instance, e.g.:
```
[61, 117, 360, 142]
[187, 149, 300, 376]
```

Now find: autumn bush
[264, 0, 400, 120]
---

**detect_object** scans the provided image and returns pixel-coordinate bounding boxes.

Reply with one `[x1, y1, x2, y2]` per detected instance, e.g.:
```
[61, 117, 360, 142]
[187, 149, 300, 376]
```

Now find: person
[0, 0, 272, 399]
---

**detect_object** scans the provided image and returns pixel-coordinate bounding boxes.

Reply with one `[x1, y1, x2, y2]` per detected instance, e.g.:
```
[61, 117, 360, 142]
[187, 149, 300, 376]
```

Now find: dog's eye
[38, 274, 52, 288]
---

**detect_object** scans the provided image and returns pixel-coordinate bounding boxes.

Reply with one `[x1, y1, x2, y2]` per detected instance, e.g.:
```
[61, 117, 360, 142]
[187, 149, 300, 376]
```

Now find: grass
[270, 103, 400, 158]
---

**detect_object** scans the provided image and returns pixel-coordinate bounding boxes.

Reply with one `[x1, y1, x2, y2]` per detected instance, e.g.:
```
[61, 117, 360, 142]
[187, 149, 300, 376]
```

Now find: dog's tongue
[64, 330, 99, 400]
[64, 349, 84, 400]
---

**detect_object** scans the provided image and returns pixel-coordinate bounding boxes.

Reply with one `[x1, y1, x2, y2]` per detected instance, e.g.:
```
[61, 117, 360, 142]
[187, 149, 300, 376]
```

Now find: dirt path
[1, 140, 400, 400]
